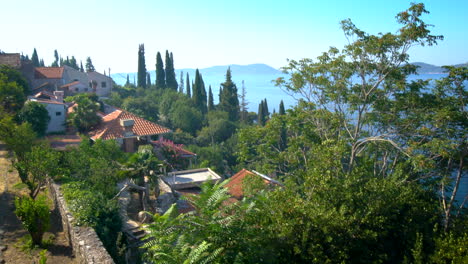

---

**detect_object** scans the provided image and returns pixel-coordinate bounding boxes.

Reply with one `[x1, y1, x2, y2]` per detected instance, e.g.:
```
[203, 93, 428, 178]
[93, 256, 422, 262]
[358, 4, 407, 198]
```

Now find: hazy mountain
[410, 62, 468, 74]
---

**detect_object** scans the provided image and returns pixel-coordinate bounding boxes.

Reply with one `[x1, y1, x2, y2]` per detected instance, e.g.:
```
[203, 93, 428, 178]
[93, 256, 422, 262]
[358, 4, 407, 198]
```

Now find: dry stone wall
[47, 180, 114, 264]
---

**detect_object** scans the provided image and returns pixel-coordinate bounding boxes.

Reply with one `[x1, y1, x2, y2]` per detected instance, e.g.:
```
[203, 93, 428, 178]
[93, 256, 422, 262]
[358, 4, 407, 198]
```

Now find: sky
[1, 0, 467, 73]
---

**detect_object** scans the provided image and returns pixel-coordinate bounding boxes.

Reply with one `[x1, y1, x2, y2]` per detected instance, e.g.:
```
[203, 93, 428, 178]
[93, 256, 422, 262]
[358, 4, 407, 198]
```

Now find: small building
[27, 91, 67, 134]
[88, 109, 171, 152]
[163, 168, 222, 190]
[60, 81, 90, 96]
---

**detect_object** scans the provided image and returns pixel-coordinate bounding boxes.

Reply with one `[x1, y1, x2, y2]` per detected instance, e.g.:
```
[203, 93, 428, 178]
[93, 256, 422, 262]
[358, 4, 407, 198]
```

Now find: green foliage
[165, 51, 178, 90]
[31, 48, 40, 67]
[0, 67, 27, 113]
[66, 93, 101, 132]
[197, 111, 236, 146]
[15, 195, 50, 246]
[85, 56, 95, 72]
[156, 51, 165, 89]
[17, 101, 50, 137]
[15, 143, 60, 199]
[0, 65, 29, 95]
[39, 249, 48, 264]
[430, 231, 468, 263]
[137, 44, 147, 88]
[218, 67, 239, 122]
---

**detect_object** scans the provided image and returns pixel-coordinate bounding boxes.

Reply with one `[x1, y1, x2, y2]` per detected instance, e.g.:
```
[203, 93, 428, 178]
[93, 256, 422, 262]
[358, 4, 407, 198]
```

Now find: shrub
[14, 195, 50, 246]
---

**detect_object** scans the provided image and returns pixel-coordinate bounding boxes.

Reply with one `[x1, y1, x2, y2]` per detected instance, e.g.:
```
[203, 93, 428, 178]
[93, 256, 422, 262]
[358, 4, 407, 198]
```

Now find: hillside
[410, 62, 468, 74]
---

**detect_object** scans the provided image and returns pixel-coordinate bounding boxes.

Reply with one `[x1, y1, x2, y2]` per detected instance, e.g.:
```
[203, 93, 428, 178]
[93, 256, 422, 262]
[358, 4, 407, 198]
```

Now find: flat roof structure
[163, 168, 221, 190]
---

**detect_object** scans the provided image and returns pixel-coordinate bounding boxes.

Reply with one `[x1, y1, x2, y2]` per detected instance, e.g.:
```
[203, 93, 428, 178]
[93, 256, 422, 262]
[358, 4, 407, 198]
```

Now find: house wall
[32, 78, 63, 92]
[62, 65, 89, 85]
[87, 71, 112, 97]
[43, 102, 66, 133]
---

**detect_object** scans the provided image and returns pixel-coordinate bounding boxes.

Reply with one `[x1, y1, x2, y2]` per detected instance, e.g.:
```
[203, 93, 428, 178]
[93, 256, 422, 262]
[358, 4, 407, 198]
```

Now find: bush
[14, 195, 50, 246]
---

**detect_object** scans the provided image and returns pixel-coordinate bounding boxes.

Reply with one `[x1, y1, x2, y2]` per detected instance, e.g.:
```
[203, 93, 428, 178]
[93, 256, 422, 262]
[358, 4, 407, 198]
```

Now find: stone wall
[47, 180, 114, 264]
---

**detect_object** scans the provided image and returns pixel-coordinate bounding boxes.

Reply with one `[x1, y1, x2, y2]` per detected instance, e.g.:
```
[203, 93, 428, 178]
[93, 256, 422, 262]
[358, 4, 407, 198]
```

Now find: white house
[27, 91, 67, 133]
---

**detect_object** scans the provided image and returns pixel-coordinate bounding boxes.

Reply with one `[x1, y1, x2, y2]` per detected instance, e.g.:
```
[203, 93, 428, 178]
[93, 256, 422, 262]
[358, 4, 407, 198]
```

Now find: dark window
[85, 88, 88, 92]
[101, 82, 106, 88]
[89, 82, 92, 88]
[75, 88, 79, 92]
[56, 112, 62, 116]
[73, 79, 79, 81]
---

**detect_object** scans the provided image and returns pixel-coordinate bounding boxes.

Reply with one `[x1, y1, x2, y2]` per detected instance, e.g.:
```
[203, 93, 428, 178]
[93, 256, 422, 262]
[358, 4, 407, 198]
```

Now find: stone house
[87, 71, 113, 97]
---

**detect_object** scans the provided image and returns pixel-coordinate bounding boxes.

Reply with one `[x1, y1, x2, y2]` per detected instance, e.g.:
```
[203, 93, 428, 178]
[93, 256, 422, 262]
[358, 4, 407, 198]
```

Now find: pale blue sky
[1, 0, 467, 73]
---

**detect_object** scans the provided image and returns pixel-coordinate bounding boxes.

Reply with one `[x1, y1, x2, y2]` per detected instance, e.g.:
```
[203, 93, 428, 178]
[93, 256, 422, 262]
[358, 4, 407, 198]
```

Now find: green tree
[192, 69, 207, 114]
[70, 56, 79, 70]
[208, 85, 214, 111]
[15, 195, 50, 246]
[31, 48, 40, 67]
[146, 72, 151, 87]
[185, 72, 191, 97]
[279, 100, 285, 115]
[125, 74, 130, 86]
[155, 51, 165, 89]
[165, 51, 178, 90]
[17, 101, 50, 137]
[80, 61, 84, 72]
[240, 80, 248, 123]
[179, 71, 184, 93]
[257, 100, 265, 126]
[137, 44, 147, 88]
[0, 70, 26, 113]
[51, 50, 59, 67]
[85, 56, 95, 72]
[218, 67, 239, 122]
[66, 94, 101, 132]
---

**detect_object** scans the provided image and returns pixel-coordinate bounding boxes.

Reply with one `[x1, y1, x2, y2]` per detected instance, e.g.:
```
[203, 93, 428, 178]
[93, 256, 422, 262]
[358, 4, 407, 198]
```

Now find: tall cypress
[218, 67, 240, 122]
[31, 48, 40, 67]
[51, 50, 59, 67]
[137, 44, 147, 88]
[192, 69, 201, 109]
[179, 71, 184, 93]
[85, 57, 95, 72]
[258, 100, 265, 126]
[208, 85, 214, 111]
[80, 61, 84, 72]
[126, 74, 130, 86]
[263, 98, 270, 121]
[186, 72, 191, 97]
[240, 80, 248, 123]
[70, 56, 79, 70]
[39, 59, 45, 67]
[165, 50, 177, 90]
[155, 52, 165, 89]
[279, 100, 285, 115]
[200, 74, 207, 114]
[146, 72, 151, 87]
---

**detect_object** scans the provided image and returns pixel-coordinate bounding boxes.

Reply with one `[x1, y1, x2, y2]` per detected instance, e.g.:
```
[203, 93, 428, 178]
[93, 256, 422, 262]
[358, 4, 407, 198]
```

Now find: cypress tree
[146, 72, 151, 87]
[240, 80, 248, 123]
[39, 59, 45, 67]
[165, 50, 177, 90]
[263, 98, 270, 121]
[218, 67, 240, 122]
[179, 71, 184, 93]
[279, 100, 285, 115]
[208, 85, 214, 111]
[80, 61, 84, 72]
[155, 52, 165, 89]
[51, 50, 59, 67]
[126, 74, 130, 86]
[70, 56, 78, 70]
[186, 72, 191, 97]
[258, 100, 265, 126]
[192, 69, 202, 111]
[31, 48, 40, 67]
[200, 74, 207, 114]
[137, 44, 147, 88]
[85, 57, 95, 72]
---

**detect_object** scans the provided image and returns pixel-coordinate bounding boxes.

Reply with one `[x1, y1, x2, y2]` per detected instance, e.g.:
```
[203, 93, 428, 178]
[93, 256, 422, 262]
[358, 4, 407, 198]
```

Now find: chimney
[120, 119, 135, 137]
[53, 91, 64, 103]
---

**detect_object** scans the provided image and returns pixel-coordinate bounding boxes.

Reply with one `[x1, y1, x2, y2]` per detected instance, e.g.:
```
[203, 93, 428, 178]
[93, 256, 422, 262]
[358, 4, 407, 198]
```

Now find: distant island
[411, 62, 468, 74]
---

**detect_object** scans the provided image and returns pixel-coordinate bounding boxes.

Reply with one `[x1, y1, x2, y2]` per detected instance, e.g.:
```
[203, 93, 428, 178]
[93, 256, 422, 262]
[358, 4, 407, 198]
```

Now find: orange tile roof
[34, 67, 64, 79]
[60, 80, 81, 88]
[151, 139, 196, 157]
[89, 109, 171, 140]
[225, 169, 257, 199]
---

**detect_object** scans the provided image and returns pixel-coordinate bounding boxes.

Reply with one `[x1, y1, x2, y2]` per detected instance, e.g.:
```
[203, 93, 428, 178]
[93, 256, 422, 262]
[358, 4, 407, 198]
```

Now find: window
[85, 88, 88, 92]
[56, 112, 62, 116]
[101, 82, 107, 88]
[75, 88, 79, 92]
[89, 82, 92, 88]
[73, 79, 79, 81]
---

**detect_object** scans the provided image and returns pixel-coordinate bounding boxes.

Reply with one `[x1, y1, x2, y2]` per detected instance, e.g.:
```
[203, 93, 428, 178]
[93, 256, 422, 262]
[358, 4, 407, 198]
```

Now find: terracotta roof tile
[225, 169, 280, 200]
[60, 81, 81, 88]
[34, 67, 64, 79]
[151, 139, 196, 157]
[88, 109, 171, 140]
